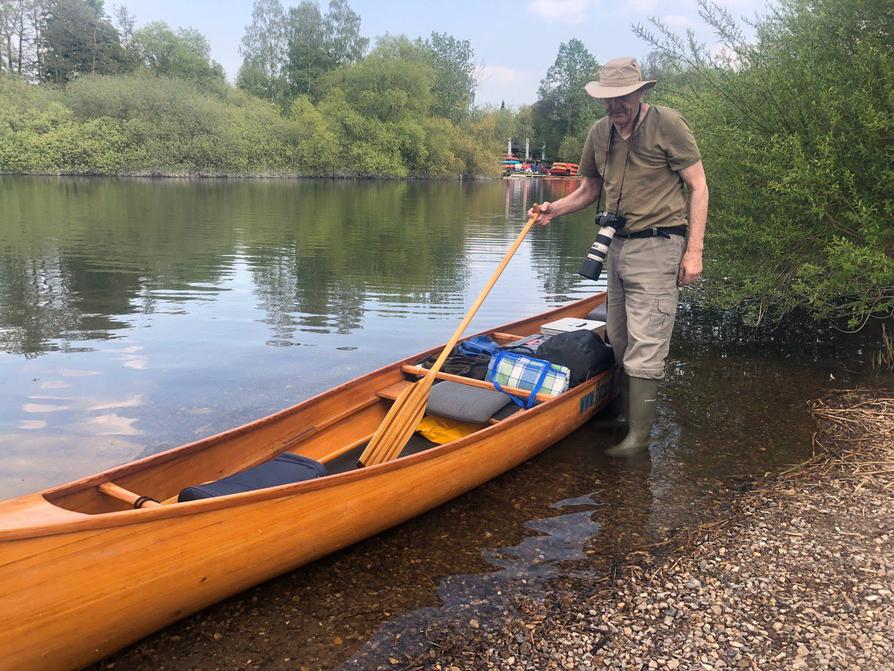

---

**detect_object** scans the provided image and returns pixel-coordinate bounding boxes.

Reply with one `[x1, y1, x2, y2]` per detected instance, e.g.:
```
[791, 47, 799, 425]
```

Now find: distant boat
[549, 162, 580, 177]
[501, 155, 522, 174]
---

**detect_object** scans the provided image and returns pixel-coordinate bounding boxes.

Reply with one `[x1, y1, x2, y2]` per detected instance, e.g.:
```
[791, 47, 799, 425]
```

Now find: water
[0, 175, 590, 498]
[0, 176, 877, 670]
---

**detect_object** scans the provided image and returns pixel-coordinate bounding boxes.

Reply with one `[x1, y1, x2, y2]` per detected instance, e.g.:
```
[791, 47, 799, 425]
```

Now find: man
[532, 57, 708, 457]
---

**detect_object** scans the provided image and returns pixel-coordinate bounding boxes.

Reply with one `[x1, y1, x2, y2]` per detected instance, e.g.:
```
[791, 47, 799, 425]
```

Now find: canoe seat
[178, 453, 326, 502]
[377, 380, 412, 401]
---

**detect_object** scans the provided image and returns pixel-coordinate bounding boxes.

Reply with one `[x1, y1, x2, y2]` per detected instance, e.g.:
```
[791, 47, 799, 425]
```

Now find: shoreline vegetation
[0, 170, 500, 179]
[1, 0, 890, 328]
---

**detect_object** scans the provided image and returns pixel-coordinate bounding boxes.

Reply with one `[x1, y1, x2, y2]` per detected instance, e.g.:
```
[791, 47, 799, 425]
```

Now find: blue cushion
[178, 453, 326, 501]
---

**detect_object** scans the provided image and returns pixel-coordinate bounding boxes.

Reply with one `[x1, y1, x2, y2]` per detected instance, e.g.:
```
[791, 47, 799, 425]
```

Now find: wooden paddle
[358, 205, 541, 467]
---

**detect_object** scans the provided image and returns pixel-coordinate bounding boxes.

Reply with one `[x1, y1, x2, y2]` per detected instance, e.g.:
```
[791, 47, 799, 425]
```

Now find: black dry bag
[534, 330, 614, 387]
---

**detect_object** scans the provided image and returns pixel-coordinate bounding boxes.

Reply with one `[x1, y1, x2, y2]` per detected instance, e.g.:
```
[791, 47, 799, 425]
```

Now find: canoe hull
[0, 295, 616, 671]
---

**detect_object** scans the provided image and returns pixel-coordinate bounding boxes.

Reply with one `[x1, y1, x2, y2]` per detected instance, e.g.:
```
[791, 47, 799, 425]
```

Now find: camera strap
[603, 104, 641, 215]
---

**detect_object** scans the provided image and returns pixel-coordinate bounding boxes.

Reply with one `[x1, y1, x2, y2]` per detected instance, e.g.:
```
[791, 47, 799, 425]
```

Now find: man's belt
[616, 226, 687, 239]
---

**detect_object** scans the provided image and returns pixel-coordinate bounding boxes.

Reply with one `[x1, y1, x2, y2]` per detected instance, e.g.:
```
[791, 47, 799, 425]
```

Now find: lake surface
[0, 176, 876, 670]
[0, 175, 593, 498]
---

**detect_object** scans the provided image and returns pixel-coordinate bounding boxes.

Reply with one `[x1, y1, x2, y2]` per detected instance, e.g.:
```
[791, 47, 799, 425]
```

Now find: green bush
[0, 60, 499, 178]
[639, 0, 894, 326]
[0, 73, 302, 175]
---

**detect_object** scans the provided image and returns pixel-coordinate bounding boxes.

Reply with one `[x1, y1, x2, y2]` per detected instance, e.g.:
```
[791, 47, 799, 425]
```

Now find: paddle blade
[358, 379, 432, 467]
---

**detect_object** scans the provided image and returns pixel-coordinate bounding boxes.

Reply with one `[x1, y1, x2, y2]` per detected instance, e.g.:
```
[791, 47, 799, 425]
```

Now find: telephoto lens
[578, 212, 626, 281]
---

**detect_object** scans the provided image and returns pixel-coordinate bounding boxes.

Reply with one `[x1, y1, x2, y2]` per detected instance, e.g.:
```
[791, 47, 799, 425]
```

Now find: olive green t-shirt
[579, 105, 701, 233]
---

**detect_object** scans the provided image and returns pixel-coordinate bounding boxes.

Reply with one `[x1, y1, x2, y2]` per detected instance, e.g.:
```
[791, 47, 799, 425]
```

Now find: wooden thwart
[376, 380, 414, 401]
[400, 365, 554, 404]
[358, 206, 541, 467]
[98, 482, 160, 509]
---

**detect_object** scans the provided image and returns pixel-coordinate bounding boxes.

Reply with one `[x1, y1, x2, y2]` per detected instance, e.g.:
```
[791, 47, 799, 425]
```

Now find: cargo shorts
[605, 233, 686, 380]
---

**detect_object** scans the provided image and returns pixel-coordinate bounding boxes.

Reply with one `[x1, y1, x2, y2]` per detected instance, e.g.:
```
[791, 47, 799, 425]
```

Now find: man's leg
[603, 239, 629, 424]
[606, 234, 685, 457]
[605, 237, 628, 364]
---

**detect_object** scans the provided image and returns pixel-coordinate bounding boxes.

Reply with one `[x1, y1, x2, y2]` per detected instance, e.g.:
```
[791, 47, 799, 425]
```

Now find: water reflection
[0, 177, 600, 354]
[0, 176, 601, 498]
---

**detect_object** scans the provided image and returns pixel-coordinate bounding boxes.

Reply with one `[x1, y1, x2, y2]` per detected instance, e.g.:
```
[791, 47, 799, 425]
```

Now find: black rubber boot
[605, 376, 658, 457]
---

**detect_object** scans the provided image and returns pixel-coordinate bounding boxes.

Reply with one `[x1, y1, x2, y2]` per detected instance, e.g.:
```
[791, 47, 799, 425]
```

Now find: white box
[541, 317, 606, 335]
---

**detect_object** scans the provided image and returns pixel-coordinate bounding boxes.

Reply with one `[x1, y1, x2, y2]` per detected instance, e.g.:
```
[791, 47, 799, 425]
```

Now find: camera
[578, 211, 627, 281]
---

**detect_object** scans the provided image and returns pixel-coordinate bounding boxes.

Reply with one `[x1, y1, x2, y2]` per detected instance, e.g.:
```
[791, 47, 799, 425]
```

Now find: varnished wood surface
[0, 293, 612, 671]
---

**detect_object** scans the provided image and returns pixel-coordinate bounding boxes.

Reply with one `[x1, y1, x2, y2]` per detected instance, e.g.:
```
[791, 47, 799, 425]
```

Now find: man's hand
[678, 249, 703, 286]
[529, 201, 556, 226]
[527, 177, 602, 227]
[678, 161, 708, 287]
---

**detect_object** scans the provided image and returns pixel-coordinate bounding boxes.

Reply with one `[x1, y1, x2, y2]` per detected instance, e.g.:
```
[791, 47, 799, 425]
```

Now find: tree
[284, 0, 327, 98]
[513, 104, 535, 153]
[289, 94, 341, 173]
[0, 0, 49, 79]
[26, 0, 47, 77]
[132, 21, 225, 89]
[237, 0, 289, 102]
[40, 0, 125, 83]
[326, 35, 433, 123]
[534, 38, 600, 160]
[111, 4, 133, 47]
[324, 0, 366, 66]
[0, 0, 30, 76]
[419, 31, 475, 123]
[283, 0, 365, 100]
[315, 36, 436, 175]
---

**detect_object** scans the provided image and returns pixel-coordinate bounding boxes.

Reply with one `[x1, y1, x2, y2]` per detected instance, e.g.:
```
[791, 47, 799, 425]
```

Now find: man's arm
[528, 176, 603, 225]
[678, 160, 708, 286]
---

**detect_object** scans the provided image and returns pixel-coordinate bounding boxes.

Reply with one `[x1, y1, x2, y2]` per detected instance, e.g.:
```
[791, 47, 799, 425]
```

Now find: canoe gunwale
[0, 294, 608, 542]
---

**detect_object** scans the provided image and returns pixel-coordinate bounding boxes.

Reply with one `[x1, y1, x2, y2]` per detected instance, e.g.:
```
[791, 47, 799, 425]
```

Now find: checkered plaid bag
[486, 351, 571, 409]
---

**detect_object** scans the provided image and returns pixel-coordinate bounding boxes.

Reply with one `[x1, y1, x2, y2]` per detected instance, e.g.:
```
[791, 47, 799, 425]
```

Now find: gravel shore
[368, 390, 894, 670]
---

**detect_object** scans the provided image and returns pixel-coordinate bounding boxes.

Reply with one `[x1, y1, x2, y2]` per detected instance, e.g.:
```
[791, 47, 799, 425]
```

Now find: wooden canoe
[0, 293, 617, 671]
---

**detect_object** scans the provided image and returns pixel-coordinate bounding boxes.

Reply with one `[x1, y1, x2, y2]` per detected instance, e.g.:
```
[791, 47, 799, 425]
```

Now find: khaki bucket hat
[585, 57, 656, 99]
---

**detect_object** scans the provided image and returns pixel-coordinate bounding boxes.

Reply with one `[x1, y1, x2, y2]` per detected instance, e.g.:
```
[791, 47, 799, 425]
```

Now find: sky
[115, 0, 770, 107]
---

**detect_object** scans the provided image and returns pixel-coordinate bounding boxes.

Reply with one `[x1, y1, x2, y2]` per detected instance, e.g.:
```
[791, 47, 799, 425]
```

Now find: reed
[872, 325, 894, 371]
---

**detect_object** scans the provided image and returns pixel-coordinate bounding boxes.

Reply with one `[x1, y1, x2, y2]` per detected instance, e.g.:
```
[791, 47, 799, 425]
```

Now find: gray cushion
[426, 381, 511, 424]
[587, 304, 607, 322]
